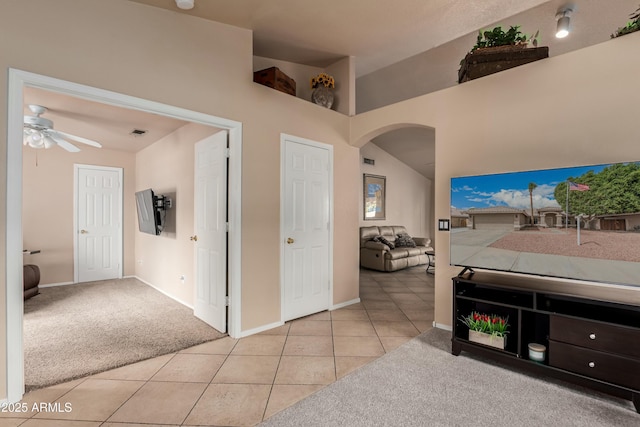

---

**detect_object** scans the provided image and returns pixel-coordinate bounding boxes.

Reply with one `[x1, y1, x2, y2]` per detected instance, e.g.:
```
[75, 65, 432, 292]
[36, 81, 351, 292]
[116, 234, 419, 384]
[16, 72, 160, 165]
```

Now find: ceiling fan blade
[51, 130, 102, 148]
[49, 134, 81, 152]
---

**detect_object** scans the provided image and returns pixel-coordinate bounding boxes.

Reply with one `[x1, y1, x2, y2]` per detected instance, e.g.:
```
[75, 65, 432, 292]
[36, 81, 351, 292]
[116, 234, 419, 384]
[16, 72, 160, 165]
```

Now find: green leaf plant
[611, 4, 640, 38]
[471, 25, 539, 52]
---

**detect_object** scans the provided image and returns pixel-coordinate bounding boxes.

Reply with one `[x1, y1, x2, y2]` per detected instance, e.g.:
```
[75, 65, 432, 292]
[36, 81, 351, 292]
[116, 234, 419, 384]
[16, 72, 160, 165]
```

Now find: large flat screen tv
[135, 188, 165, 235]
[450, 161, 640, 287]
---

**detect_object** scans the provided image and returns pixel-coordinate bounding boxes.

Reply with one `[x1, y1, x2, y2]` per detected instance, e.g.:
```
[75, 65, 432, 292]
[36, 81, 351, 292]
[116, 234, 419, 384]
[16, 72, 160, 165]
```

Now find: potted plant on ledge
[460, 311, 509, 350]
[611, 4, 640, 38]
[458, 25, 548, 83]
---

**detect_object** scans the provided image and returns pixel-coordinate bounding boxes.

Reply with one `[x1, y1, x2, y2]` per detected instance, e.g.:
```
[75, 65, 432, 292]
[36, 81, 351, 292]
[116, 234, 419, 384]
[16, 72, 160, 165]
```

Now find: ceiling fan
[23, 104, 102, 152]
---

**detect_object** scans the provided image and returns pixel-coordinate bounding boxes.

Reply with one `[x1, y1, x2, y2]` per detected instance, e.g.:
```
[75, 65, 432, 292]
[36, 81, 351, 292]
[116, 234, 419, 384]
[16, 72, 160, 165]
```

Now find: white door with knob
[193, 130, 228, 333]
[281, 134, 333, 321]
[75, 165, 123, 283]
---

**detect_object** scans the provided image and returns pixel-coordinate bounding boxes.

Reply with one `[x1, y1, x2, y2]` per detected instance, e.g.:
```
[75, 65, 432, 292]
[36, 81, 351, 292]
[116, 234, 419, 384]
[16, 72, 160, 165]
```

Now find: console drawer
[549, 341, 640, 390]
[550, 315, 640, 358]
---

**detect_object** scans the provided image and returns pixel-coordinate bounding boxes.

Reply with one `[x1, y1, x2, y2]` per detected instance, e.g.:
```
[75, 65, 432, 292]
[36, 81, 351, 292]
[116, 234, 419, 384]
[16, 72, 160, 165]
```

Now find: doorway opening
[6, 68, 243, 402]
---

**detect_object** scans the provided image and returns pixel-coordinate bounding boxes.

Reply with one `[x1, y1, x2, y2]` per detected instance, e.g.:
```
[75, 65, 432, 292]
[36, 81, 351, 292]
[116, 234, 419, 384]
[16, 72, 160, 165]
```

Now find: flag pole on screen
[567, 180, 590, 244]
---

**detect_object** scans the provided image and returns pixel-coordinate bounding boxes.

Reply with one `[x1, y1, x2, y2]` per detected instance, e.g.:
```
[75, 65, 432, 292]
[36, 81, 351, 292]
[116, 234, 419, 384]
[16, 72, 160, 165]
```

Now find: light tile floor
[2, 266, 434, 427]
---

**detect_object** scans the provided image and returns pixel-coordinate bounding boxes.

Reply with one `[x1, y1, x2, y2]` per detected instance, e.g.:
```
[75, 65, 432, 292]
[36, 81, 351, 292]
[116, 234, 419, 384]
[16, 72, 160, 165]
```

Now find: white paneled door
[75, 165, 123, 283]
[193, 131, 228, 333]
[282, 136, 332, 321]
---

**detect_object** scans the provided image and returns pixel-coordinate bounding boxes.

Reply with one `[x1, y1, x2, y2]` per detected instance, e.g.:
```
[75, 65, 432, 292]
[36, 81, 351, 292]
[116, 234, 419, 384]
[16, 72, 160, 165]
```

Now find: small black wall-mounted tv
[135, 188, 166, 235]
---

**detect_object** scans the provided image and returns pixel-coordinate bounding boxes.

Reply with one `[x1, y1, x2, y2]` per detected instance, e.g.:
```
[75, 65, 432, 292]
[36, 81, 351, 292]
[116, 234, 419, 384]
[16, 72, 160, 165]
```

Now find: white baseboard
[240, 321, 285, 338]
[38, 281, 75, 288]
[330, 298, 361, 310]
[433, 321, 452, 331]
[133, 276, 193, 310]
[41, 275, 133, 288]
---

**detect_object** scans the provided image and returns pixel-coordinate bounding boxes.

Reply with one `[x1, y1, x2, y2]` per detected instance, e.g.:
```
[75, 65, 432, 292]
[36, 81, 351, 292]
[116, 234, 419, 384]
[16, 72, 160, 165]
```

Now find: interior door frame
[279, 133, 334, 323]
[5, 68, 243, 402]
[74, 164, 124, 283]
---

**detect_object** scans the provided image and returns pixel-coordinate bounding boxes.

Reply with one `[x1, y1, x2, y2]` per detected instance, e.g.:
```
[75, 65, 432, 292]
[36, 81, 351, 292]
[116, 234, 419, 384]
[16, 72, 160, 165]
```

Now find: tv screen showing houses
[450, 161, 640, 287]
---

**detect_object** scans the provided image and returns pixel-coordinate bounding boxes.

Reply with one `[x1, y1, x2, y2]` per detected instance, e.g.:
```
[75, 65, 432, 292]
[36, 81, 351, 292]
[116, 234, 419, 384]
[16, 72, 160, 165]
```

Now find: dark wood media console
[452, 271, 640, 413]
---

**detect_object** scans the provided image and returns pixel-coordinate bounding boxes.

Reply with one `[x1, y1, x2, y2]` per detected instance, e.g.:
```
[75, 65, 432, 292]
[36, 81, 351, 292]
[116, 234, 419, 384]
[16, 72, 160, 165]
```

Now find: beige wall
[0, 0, 359, 399]
[22, 146, 136, 285]
[359, 142, 432, 239]
[134, 123, 219, 305]
[350, 32, 640, 327]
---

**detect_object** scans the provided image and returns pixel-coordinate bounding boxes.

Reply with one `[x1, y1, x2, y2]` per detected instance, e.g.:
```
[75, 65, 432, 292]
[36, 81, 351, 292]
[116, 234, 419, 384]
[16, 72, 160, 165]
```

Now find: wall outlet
[137, 259, 143, 264]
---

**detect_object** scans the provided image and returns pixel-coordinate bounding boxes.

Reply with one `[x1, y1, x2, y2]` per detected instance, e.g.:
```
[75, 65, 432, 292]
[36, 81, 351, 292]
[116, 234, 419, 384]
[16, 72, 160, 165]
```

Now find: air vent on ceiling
[130, 129, 147, 137]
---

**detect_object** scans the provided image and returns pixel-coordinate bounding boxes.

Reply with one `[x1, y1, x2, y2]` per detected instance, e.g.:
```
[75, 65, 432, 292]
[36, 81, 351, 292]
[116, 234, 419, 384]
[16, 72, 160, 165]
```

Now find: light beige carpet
[23, 277, 225, 390]
[260, 328, 640, 427]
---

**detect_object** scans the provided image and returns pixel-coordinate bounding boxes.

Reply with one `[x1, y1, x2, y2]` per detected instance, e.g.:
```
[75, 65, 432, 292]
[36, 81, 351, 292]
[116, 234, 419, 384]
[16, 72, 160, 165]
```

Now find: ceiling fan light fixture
[25, 130, 45, 148]
[23, 104, 102, 152]
[43, 135, 55, 149]
[175, 0, 194, 10]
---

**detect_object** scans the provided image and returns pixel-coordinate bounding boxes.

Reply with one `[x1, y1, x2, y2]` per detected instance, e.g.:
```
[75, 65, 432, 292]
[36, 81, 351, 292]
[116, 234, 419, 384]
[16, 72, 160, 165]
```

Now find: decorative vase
[311, 86, 334, 109]
[468, 330, 506, 350]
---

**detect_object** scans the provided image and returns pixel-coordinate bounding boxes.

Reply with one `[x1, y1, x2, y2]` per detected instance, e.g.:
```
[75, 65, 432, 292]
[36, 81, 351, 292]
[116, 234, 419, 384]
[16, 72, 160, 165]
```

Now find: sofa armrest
[363, 240, 390, 251]
[413, 237, 431, 247]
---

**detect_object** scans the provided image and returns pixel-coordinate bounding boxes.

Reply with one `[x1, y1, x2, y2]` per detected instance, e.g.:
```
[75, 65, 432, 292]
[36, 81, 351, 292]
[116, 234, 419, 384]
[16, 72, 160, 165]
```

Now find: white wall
[359, 142, 432, 240]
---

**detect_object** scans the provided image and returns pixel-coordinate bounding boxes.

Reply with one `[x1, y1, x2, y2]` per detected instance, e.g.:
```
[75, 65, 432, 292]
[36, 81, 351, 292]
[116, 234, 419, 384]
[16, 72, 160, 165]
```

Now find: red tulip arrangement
[460, 311, 509, 337]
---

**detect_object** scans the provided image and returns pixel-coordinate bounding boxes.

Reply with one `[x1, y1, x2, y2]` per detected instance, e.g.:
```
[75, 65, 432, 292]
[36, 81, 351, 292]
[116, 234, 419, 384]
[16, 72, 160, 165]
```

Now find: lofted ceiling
[127, 0, 553, 77]
[21, 1, 639, 179]
[127, 0, 638, 78]
[371, 127, 436, 180]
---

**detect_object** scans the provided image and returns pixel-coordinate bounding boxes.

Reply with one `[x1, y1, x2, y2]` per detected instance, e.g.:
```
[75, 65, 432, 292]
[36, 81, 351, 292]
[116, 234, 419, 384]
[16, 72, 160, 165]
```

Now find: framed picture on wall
[363, 174, 386, 220]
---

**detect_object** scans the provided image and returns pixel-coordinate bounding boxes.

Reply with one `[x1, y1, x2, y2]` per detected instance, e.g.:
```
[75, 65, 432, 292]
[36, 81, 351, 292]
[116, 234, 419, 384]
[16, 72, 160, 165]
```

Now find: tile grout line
[97, 352, 176, 425]
[260, 321, 292, 422]
[178, 338, 241, 426]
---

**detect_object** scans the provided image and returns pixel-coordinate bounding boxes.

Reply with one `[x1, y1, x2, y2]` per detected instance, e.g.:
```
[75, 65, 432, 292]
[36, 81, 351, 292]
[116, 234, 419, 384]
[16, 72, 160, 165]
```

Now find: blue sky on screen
[451, 164, 609, 211]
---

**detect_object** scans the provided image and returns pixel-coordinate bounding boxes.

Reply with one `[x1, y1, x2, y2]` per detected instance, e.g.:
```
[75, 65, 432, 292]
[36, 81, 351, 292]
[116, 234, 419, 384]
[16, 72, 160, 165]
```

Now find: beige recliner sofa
[360, 225, 433, 272]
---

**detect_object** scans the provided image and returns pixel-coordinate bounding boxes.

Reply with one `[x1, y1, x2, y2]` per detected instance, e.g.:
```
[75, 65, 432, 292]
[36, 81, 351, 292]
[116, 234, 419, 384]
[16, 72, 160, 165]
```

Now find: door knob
[80, 229, 88, 234]
[190, 235, 198, 241]
[287, 237, 294, 244]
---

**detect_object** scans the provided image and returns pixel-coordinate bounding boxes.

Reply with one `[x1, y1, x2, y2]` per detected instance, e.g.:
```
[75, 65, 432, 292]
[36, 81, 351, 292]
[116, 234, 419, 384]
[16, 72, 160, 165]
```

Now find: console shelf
[452, 271, 640, 413]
